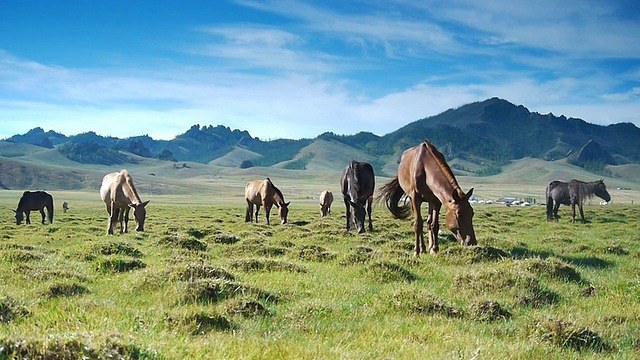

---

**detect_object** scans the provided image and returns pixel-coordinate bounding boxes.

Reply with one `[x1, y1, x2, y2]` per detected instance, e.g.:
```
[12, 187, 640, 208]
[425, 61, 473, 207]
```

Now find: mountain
[2, 98, 639, 185]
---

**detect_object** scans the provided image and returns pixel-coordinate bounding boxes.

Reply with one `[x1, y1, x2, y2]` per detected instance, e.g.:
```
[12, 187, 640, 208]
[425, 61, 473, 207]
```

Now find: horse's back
[101, 170, 135, 206]
[342, 161, 375, 199]
[320, 190, 333, 205]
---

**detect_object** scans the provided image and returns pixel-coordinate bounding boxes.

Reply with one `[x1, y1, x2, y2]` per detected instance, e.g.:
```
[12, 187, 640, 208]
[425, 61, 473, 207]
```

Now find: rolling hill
[1, 98, 639, 195]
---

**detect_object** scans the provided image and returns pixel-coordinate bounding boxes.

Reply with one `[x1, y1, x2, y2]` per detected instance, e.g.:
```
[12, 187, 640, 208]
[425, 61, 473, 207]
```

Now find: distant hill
[2, 98, 639, 183]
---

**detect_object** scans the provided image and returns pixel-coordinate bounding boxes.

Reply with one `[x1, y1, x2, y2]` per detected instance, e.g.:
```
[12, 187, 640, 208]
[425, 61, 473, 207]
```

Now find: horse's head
[129, 200, 150, 231]
[349, 200, 367, 233]
[595, 179, 611, 203]
[445, 188, 477, 246]
[13, 210, 23, 225]
[277, 201, 290, 224]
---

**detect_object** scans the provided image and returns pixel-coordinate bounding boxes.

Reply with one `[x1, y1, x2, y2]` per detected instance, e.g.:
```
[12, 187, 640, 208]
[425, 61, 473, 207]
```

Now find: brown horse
[319, 190, 334, 217]
[245, 178, 290, 225]
[100, 170, 149, 235]
[379, 140, 477, 256]
[341, 161, 375, 233]
[14, 191, 54, 225]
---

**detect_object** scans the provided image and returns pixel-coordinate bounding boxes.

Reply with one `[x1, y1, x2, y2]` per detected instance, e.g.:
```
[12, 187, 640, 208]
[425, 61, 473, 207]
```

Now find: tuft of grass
[439, 245, 510, 264]
[528, 317, 610, 352]
[98, 241, 143, 258]
[213, 233, 240, 244]
[0, 336, 152, 359]
[516, 257, 583, 283]
[46, 282, 89, 298]
[165, 311, 233, 335]
[229, 258, 307, 273]
[392, 290, 462, 318]
[365, 261, 417, 283]
[467, 300, 511, 322]
[158, 234, 207, 251]
[97, 258, 146, 273]
[299, 245, 336, 262]
[175, 264, 235, 282]
[0, 297, 29, 323]
[181, 279, 278, 305]
[226, 299, 271, 317]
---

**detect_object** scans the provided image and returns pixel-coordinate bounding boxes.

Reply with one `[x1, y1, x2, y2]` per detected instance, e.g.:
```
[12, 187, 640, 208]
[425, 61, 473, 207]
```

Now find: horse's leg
[106, 204, 114, 235]
[571, 202, 577, 223]
[578, 202, 587, 223]
[366, 196, 374, 232]
[25, 210, 31, 225]
[254, 204, 261, 224]
[343, 197, 351, 231]
[123, 207, 130, 233]
[428, 202, 441, 254]
[245, 201, 252, 222]
[39, 208, 46, 224]
[411, 197, 424, 257]
[553, 202, 560, 222]
[264, 203, 272, 225]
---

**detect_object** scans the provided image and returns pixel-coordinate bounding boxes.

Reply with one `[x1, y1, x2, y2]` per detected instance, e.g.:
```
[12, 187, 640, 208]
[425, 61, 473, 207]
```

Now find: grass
[1, 193, 639, 359]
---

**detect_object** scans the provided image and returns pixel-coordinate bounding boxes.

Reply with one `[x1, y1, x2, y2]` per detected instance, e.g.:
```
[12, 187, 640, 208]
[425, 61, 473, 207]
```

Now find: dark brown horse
[100, 170, 150, 235]
[546, 179, 611, 223]
[341, 161, 375, 233]
[379, 140, 477, 256]
[14, 191, 54, 225]
[245, 178, 290, 225]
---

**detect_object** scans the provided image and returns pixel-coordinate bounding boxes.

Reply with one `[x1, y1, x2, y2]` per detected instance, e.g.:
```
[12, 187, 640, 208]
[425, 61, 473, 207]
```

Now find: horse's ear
[285, 201, 290, 207]
[12, 210, 16, 213]
[451, 189, 461, 202]
[465, 188, 474, 200]
[142, 200, 150, 207]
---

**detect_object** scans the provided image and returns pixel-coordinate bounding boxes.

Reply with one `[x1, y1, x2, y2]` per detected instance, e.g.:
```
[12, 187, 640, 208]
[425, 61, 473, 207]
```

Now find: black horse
[14, 191, 54, 225]
[340, 161, 375, 233]
[546, 179, 611, 223]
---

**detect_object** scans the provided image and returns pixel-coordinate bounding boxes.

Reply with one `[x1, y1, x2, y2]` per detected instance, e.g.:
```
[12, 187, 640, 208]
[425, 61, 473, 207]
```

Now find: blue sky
[1, 0, 639, 140]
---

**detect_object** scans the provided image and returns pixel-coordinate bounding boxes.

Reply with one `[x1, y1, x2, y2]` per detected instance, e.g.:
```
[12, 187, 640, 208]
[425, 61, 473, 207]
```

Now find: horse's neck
[271, 190, 285, 205]
[121, 177, 142, 204]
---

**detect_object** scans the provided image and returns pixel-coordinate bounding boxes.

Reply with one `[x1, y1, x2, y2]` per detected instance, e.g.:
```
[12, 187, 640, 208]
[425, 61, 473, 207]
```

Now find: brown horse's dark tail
[378, 177, 411, 219]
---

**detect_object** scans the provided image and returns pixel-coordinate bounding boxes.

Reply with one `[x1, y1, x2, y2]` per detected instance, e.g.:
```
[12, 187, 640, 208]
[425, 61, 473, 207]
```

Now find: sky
[1, 0, 639, 141]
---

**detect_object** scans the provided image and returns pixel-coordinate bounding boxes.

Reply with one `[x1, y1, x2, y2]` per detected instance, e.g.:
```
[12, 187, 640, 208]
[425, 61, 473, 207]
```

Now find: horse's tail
[48, 194, 54, 224]
[378, 176, 411, 219]
[545, 183, 553, 221]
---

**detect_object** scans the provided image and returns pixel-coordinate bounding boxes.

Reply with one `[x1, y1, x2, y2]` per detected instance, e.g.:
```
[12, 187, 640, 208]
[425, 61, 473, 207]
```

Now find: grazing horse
[14, 191, 54, 225]
[379, 140, 477, 256]
[546, 179, 611, 223]
[341, 161, 375, 233]
[245, 178, 290, 225]
[319, 190, 334, 217]
[100, 170, 150, 235]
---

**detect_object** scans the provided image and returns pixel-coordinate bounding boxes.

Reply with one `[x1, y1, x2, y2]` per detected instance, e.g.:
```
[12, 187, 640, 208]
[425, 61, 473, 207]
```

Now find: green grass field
[1, 189, 639, 359]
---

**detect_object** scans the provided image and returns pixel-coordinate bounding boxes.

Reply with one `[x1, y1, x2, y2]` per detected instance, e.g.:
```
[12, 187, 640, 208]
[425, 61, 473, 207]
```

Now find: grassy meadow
[1, 189, 639, 359]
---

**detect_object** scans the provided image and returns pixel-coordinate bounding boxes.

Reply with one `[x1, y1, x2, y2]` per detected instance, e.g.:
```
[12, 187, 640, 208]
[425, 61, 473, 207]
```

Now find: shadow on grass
[510, 247, 613, 269]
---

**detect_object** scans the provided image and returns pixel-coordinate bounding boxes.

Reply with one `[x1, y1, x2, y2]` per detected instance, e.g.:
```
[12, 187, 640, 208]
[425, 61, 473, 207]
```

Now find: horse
[340, 161, 375, 233]
[14, 191, 54, 225]
[245, 178, 290, 225]
[319, 190, 334, 217]
[379, 140, 477, 256]
[546, 179, 611, 223]
[100, 170, 150, 235]
[62, 201, 69, 213]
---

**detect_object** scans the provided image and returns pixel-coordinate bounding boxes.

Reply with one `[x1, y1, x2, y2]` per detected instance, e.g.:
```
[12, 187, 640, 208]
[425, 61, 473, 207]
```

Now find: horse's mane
[423, 140, 461, 194]
[350, 161, 361, 193]
[569, 179, 603, 202]
[266, 178, 285, 203]
[120, 170, 142, 203]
